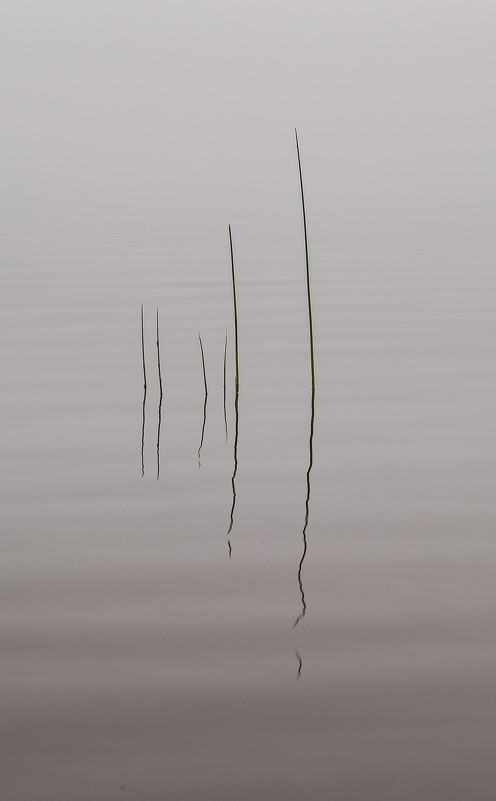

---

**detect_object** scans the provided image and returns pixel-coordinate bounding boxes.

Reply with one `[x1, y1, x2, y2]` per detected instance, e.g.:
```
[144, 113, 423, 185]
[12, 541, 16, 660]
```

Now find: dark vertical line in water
[295, 649, 303, 680]
[197, 331, 207, 467]
[156, 308, 163, 480]
[229, 225, 239, 393]
[294, 388, 315, 627]
[141, 305, 147, 477]
[295, 129, 315, 392]
[223, 329, 228, 442]
[141, 390, 146, 478]
[227, 389, 239, 558]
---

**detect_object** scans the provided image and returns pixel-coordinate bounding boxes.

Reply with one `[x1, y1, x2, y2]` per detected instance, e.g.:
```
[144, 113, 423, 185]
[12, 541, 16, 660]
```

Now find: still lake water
[1, 194, 496, 800]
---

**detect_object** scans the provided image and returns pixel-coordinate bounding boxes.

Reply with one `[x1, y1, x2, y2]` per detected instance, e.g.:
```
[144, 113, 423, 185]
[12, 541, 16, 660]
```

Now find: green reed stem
[295, 129, 315, 391]
[141, 304, 147, 391]
[229, 225, 239, 393]
[156, 307, 163, 398]
[198, 331, 207, 396]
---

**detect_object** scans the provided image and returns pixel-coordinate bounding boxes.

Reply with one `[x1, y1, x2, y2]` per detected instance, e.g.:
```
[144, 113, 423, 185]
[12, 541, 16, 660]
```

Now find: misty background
[2, 0, 496, 220]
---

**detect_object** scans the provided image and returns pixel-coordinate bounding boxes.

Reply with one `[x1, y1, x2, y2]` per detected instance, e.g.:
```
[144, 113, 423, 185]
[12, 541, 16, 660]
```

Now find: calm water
[1, 193, 495, 799]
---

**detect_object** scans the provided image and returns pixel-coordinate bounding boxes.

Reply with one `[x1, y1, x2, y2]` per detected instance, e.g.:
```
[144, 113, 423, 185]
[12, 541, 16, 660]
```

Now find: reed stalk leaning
[141, 304, 147, 391]
[229, 225, 239, 393]
[295, 129, 315, 391]
[156, 307, 163, 398]
[198, 331, 207, 396]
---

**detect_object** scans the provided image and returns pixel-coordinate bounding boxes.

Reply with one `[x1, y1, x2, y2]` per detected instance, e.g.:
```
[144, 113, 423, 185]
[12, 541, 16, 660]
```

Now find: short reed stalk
[295, 129, 315, 391]
[141, 304, 147, 391]
[198, 331, 207, 396]
[156, 307, 163, 399]
[229, 225, 239, 393]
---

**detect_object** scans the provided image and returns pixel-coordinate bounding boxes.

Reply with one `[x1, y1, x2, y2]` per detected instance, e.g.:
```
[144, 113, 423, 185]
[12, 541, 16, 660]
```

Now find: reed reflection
[294, 388, 315, 627]
[226, 389, 239, 558]
[141, 304, 147, 477]
[223, 330, 228, 442]
[156, 308, 163, 480]
[295, 649, 303, 680]
[197, 332, 208, 468]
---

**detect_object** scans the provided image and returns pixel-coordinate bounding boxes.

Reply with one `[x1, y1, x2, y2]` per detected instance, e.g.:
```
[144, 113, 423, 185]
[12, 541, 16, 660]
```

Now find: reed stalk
[198, 331, 207, 395]
[295, 129, 315, 391]
[141, 304, 147, 391]
[156, 307, 163, 399]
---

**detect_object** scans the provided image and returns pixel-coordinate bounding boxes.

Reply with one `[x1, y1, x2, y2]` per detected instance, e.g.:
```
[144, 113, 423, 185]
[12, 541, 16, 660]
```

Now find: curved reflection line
[294, 388, 315, 627]
[197, 332, 208, 468]
[223, 330, 228, 442]
[157, 391, 163, 479]
[295, 649, 303, 680]
[141, 385, 146, 477]
[227, 389, 239, 557]
[141, 305, 147, 478]
[156, 308, 163, 480]
[198, 394, 207, 468]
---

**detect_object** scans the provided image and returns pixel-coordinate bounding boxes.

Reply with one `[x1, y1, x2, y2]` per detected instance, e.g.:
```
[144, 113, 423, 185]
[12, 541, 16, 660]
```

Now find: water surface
[1, 194, 495, 799]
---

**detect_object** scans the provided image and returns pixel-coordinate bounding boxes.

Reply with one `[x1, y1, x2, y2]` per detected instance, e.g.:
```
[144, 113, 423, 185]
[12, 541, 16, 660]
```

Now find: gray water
[2, 3, 496, 800]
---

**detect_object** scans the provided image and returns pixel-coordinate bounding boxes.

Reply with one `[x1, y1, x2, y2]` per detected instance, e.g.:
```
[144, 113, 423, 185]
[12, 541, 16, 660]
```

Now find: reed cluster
[139, 130, 315, 471]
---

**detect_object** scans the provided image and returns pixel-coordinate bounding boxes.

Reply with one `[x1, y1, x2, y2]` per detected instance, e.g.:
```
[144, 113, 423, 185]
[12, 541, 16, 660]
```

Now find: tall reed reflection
[223, 329, 228, 442]
[197, 331, 208, 468]
[227, 390, 239, 558]
[156, 308, 163, 480]
[141, 304, 147, 477]
[294, 389, 315, 627]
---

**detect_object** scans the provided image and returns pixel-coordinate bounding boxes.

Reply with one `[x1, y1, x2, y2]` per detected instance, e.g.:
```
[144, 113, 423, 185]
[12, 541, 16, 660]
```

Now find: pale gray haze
[3, 1, 496, 212]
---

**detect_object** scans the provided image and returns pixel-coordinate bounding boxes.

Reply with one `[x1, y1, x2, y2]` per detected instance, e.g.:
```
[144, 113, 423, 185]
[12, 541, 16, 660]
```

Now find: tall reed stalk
[229, 225, 239, 393]
[295, 129, 315, 391]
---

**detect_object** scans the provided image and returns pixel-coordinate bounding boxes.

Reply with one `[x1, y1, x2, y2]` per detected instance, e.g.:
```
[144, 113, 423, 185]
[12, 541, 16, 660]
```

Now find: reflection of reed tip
[295, 649, 302, 680]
